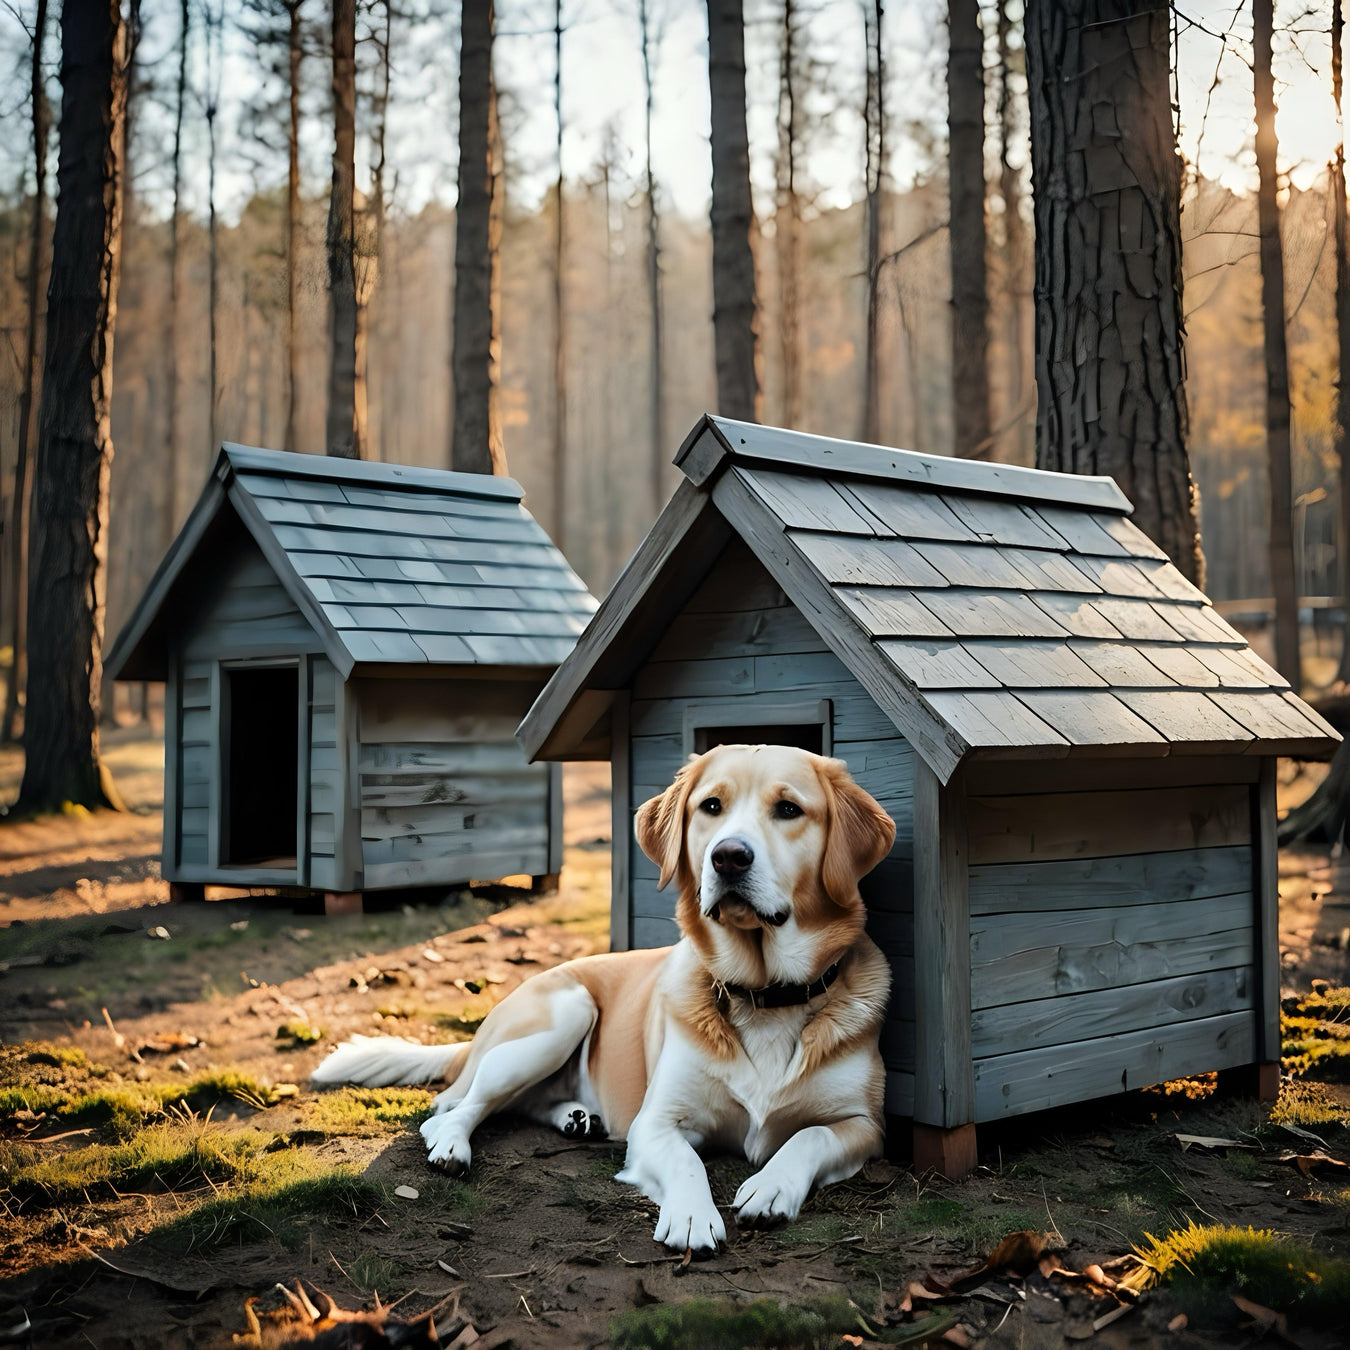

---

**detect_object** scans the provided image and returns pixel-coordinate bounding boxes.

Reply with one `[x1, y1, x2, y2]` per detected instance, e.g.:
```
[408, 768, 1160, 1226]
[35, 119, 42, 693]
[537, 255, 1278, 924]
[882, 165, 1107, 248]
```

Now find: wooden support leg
[168, 882, 207, 903]
[324, 891, 363, 916]
[913, 1122, 978, 1179]
[530, 872, 561, 896]
[1216, 1062, 1280, 1102]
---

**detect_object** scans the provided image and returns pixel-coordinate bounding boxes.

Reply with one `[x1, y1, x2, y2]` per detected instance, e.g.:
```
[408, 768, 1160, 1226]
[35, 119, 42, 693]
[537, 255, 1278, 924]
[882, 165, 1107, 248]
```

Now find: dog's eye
[699, 797, 722, 815]
[773, 800, 803, 820]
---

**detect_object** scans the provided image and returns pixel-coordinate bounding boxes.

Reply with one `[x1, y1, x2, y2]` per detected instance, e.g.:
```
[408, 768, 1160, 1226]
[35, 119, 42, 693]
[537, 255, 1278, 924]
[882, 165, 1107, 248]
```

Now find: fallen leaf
[437, 1259, 460, 1277]
[1092, 1303, 1135, 1332]
[138, 1032, 201, 1054]
[941, 1328, 970, 1347]
[985, 1230, 1051, 1277]
[1168, 1313, 1189, 1333]
[1276, 1149, 1350, 1177]
[1279, 1122, 1330, 1150]
[395, 1185, 419, 1200]
[147, 926, 171, 941]
[1175, 1133, 1257, 1151]
[1232, 1293, 1288, 1337]
[840, 1338, 864, 1347]
[908, 1280, 950, 1302]
[229, 919, 249, 932]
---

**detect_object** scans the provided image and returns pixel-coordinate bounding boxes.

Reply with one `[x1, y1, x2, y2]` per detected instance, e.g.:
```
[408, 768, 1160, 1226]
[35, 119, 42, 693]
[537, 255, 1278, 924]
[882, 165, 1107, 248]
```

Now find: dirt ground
[3, 731, 1350, 1349]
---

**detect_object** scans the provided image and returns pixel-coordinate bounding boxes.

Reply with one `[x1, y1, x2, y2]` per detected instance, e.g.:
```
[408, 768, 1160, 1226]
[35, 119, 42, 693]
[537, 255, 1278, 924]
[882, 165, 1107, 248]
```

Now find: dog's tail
[310, 1036, 471, 1088]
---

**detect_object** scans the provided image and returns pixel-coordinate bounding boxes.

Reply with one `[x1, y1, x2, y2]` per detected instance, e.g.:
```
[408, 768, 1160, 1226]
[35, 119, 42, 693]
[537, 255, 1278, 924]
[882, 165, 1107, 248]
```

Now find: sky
[0, 0, 1347, 226]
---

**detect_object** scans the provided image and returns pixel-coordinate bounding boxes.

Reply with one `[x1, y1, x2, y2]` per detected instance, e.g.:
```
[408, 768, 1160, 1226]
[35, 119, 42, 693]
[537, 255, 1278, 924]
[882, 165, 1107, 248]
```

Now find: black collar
[718, 961, 842, 1010]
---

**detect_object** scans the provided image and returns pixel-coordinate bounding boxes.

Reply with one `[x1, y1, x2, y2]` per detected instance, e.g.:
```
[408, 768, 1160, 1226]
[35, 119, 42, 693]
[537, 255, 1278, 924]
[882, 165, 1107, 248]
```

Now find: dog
[311, 744, 896, 1252]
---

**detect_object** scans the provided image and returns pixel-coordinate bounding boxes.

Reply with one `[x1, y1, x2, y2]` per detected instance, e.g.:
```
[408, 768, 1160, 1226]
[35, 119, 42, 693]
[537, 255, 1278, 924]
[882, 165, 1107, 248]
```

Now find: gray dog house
[520, 416, 1339, 1176]
[107, 446, 596, 908]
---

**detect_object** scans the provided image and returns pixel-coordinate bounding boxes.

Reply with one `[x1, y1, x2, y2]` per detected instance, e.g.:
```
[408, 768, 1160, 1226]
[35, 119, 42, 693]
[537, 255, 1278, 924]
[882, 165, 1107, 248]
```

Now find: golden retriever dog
[311, 744, 895, 1252]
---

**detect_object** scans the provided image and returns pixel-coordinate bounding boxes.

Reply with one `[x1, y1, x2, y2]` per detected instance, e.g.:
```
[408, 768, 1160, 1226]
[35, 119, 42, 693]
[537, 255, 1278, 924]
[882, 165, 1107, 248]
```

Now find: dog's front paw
[733, 1168, 808, 1226]
[653, 1197, 725, 1253]
[420, 1113, 471, 1175]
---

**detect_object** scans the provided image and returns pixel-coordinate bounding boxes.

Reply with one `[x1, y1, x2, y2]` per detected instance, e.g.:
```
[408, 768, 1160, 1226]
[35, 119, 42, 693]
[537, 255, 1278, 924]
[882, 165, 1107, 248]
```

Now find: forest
[3, 0, 1350, 807]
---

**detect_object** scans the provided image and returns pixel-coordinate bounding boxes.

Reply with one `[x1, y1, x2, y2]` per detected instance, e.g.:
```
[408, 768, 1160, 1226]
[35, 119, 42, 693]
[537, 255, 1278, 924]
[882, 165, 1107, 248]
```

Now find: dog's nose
[712, 838, 754, 876]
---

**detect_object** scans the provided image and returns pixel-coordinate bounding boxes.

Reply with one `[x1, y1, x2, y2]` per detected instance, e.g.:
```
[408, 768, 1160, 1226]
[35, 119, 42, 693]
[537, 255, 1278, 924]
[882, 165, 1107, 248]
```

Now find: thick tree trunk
[3, 0, 50, 745]
[707, 0, 761, 423]
[354, 0, 390, 461]
[861, 0, 884, 445]
[205, 3, 221, 452]
[639, 0, 665, 513]
[1253, 0, 1300, 687]
[948, 0, 990, 458]
[1025, 1, 1203, 585]
[451, 0, 505, 474]
[17, 0, 127, 813]
[326, 0, 360, 459]
[552, 0, 568, 539]
[1334, 0, 1350, 683]
[284, 0, 301, 454]
[775, 0, 801, 429]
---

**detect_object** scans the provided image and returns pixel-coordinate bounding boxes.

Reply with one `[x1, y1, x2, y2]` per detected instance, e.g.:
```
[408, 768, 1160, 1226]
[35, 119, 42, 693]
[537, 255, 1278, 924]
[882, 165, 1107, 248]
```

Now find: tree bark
[3, 0, 50, 745]
[552, 0, 568, 538]
[1334, 0, 1350, 682]
[1024, 0, 1204, 585]
[206, 1, 221, 452]
[284, 0, 302, 454]
[639, 0, 665, 513]
[861, 0, 884, 445]
[996, 0, 1024, 427]
[947, 0, 990, 458]
[162, 0, 188, 545]
[1253, 0, 1300, 686]
[775, 0, 801, 429]
[355, 0, 390, 461]
[326, 0, 360, 459]
[707, 0, 761, 423]
[451, 0, 505, 474]
[17, 0, 127, 813]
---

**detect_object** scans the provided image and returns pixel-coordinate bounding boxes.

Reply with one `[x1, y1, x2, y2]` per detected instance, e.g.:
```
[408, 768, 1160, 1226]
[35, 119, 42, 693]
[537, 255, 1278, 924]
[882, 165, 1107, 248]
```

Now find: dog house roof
[106, 445, 597, 682]
[519, 416, 1339, 782]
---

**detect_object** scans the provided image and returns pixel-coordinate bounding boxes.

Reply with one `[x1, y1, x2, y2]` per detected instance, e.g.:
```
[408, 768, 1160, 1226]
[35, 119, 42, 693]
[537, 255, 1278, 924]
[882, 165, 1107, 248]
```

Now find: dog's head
[634, 745, 895, 981]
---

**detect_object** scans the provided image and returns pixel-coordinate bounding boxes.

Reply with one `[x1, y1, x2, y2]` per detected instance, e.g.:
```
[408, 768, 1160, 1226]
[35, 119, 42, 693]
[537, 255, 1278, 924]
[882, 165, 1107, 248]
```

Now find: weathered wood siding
[623, 542, 917, 1111]
[963, 764, 1260, 1120]
[308, 658, 341, 890]
[356, 677, 554, 889]
[176, 656, 213, 872]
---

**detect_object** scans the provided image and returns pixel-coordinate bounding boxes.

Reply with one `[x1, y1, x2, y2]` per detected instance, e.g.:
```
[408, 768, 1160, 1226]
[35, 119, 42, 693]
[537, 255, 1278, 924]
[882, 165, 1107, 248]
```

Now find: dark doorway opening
[224, 665, 299, 868]
[692, 723, 826, 755]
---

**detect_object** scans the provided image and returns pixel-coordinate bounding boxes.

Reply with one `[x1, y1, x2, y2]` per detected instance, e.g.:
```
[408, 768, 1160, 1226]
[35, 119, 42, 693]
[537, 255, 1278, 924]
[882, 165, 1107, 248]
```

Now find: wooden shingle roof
[107, 445, 596, 681]
[519, 416, 1338, 780]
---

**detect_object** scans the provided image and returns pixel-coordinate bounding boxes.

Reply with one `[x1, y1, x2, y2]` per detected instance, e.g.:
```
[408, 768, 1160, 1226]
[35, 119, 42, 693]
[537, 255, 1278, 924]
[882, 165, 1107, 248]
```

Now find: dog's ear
[634, 756, 702, 891]
[817, 757, 896, 908]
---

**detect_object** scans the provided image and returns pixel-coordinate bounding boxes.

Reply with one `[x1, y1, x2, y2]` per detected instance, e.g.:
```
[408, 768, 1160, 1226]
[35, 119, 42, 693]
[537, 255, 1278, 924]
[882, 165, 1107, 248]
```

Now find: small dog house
[106, 445, 596, 910]
[519, 416, 1339, 1176]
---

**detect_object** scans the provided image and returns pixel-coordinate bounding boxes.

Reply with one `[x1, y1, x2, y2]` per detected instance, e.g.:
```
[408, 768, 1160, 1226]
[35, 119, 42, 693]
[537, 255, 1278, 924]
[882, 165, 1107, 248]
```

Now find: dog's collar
[718, 960, 842, 1010]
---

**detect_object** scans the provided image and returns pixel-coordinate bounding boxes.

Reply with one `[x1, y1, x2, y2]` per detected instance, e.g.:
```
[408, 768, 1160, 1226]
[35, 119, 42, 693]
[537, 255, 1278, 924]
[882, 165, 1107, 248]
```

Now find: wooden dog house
[519, 416, 1339, 1176]
[107, 446, 596, 909]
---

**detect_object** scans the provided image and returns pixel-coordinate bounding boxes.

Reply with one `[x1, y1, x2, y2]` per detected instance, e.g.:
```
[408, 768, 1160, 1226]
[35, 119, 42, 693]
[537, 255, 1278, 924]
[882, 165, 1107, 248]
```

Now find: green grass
[276, 1020, 324, 1047]
[0, 1067, 283, 1137]
[1133, 1222, 1350, 1326]
[611, 1296, 868, 1350]
[303, 1087, 433, 1136]
[885, 1195, 1042, 1253]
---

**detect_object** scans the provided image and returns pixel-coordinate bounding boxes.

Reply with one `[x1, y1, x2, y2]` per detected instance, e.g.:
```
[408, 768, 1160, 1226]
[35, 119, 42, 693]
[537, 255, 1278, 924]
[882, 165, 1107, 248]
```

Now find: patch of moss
[884, 1195, 1042, 1253]
[1133, 1221, 1350, 1327]
[611, 1296, 866, 1350]
[23, 1043, 89, 1070]
[303, 1087, 433, 1136]
[1282, 988, 1350, 1082]
[276, 1020, 324, 1047]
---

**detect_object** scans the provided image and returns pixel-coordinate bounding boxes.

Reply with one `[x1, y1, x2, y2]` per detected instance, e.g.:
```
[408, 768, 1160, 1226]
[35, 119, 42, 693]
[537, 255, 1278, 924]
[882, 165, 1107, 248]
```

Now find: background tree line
[1, 0, 1349, 805]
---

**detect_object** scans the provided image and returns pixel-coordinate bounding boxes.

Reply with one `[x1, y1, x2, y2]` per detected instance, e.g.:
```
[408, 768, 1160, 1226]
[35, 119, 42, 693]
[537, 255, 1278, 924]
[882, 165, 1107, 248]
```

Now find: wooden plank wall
[355, 677, 552, 889]
[178, 658, 213, 869]
[309, 658, 341, 890]
[624, 542, 918, 1110]
[963, 764, 1260, 1121]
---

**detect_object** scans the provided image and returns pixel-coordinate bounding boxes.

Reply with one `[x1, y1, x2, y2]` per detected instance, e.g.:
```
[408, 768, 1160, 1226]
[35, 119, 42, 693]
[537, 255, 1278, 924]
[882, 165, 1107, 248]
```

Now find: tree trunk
[639, 0, 665, 514]
[284, 0, 302, 454]
[996, 0, 1024, 433]
[948, 0, 990, 458]
[17, 0, 127, 814]
[451, 0, 505, 474]
[552, 0, 568, 539]
[775, 0, 801, 428]
[206, 2, 221, 452]
[3, 0, 50, 745]
[162, 0, 187, 549]
[1253, 0, 1300, 687]
[707, 0, 761, 423]
[326, 0, 360, 459]
[861, 0, 884, 445]
[1334, 0, 1350, 683]
[355, 0, 390, 462]
[1024, 1, 1204, 585]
